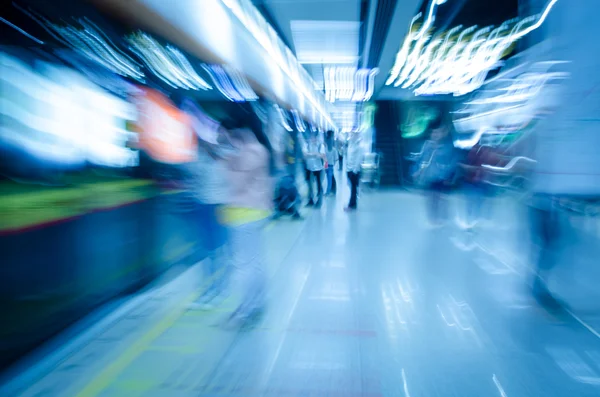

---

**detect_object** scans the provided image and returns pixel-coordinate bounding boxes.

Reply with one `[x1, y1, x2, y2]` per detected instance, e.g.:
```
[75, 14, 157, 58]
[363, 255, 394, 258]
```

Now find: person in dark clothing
[413, 117, 456, 225]
[325, 130, 337, 195]
[460, 143, 502, 226]
[529, 196, 563, 311]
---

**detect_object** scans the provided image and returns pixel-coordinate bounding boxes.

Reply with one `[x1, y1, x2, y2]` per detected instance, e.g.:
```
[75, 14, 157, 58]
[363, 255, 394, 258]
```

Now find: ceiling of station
[291, 20, 360, 65]
[253, 0, 529, 104]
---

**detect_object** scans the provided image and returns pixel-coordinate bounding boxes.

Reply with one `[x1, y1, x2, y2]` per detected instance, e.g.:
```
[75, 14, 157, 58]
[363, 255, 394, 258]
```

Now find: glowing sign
[134, 88, 197, 164]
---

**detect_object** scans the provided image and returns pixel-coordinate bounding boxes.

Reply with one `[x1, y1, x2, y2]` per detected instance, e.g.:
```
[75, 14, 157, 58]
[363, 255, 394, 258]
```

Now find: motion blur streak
[3, 0, 600, 396]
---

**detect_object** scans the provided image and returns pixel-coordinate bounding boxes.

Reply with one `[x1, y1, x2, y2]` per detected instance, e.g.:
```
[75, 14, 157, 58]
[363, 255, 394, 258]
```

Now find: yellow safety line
[74, 219, 279, 397]
[75, 290, 200, 397]
[74, 264, 228, 397]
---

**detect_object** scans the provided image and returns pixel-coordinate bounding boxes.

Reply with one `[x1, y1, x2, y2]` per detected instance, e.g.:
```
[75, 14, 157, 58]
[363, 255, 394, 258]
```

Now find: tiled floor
[4, 189, 600, 397]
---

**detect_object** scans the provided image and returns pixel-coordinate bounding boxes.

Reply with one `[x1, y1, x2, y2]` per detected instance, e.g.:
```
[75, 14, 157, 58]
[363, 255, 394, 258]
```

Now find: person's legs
[529, 203, 561, 307]
[225, 219, 268, 326]
[325, 168, 333, 195]
[466, 183, 483, 225]
[314, 170, 323, 207]
[305, 167, 314, 206]
[347, 171, 359, 209]
[191, 204, 229, 308]
[481, 184, 493, 221]
[331, 170, 337, 194]
[428, 181, 443, 224]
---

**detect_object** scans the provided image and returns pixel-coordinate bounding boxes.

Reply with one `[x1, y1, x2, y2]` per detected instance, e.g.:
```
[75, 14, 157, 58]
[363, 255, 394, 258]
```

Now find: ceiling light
[127, 32, 211, 90]
[323, 67, 378, 103]
[386, 0, 559, 96]
[221, 0, 336, 129]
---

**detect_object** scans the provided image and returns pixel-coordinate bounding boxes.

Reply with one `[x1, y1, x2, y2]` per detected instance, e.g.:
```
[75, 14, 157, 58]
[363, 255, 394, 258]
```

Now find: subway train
[0, 0, 301, 369]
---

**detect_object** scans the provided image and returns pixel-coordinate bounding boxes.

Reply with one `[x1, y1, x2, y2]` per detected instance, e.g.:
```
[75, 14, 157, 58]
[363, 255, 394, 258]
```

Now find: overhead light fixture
[0, 16, 44, 44]
[220, 0, 336, 130]
[127, 32, 211, 90]
[276, 105, 293, 132]
[22, 7, 145, 81]
[291, 109, 306, 132]
[386, 0, 559, 96]
[323, 67, 378, 103]
[202, 64, 257, 102]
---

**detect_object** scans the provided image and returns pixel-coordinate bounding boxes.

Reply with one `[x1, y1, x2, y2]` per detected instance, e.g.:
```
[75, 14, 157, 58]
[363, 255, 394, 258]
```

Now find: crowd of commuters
[153, 96, 370, 328]
[299, 128, 366, 211]
[411, 111, 595, 315]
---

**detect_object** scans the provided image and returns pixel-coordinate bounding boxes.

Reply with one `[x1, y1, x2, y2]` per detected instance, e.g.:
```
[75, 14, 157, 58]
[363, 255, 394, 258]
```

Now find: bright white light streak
[225, 66, 258, 100]
[402, 368, 411, 397]
[386, 13, 423, 85]
[364, 69, 379, 101]
[514, 0, 558, 40]
[278, 106, 293, 132]
[167, 46, 211, 89]
[202, 64, 243, 101]
[414, 0, 448, 41]
[453, 128, 488, 149]
[0, 16, 44, 44]
[493, 374, 508, 397]
[291, 109, 306, 132]
[482, 156, 537, 171]
[389, 0, 559, 95]
[221, 0, 335, 128]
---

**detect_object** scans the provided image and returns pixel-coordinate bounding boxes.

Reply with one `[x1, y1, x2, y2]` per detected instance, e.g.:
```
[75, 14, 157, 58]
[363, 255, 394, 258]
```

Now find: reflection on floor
[4, 190, 600, 397]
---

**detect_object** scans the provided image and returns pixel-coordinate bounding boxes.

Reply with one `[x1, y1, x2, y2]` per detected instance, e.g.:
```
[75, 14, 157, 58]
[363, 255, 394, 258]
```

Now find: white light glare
[324, 67, 378, 103]
[220, 0, 335, 129]
[278, 106, 293, 132]
[291, 110, 306, 132]
[47, 20, 144, 81]
[127, 32, 211, 90]
[386, 0, 559, 96]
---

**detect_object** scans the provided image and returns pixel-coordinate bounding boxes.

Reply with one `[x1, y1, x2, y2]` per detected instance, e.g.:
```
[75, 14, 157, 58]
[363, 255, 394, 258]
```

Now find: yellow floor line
[74, 267, 226, 397]
[75, 218, 281, 397]
[74, 290, 199, 397]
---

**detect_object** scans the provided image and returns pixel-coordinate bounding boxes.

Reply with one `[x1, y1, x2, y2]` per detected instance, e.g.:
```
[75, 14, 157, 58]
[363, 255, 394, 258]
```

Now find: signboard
[133, 88, 197, 164]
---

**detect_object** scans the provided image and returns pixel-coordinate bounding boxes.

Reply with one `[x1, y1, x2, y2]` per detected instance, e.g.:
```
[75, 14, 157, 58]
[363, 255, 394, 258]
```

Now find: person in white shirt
[345, 130, 365, 211]
[302, 131, 326, 208]
[178, 99, 232, 310]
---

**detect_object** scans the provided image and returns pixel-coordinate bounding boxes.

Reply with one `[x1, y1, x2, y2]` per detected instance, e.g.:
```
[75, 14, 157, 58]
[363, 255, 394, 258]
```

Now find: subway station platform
[3, 189, 600, 397]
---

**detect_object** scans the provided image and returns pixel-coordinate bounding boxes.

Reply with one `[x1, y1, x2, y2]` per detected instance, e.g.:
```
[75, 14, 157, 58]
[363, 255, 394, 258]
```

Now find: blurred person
[273, 174, 303, 220]
[302, 131, 326, 208]
[528, 196, 562, 311]
[179, 99, 232, 310]
[413, 117, 456, 225]
[284, 129, 298, 177]
[520, 0, 600, 312]
[337, 135, 346, 171]
[345, 130, 365, 212]
[325, 130, 337, 196]
[220, 107, 274, 327]
[460, 141, 502, 228]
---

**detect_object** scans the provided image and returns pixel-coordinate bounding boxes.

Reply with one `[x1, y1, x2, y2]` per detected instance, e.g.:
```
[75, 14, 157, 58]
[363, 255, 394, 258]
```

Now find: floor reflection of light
[381, 287, 400, 341]
[547, 347, 600, 385]
[449, 305, 473, 332]
[402, 368, 411, 397]
[388, 286, 407, 325]
[437, 304, 456, 327]
[396, 279, 413, 303]
[492, 374, 508, 397]
[476, 243, 522, 275]
[258, 268, 310, 389]
[450, 236, 478, 252]
[454, 214, 478, 230]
